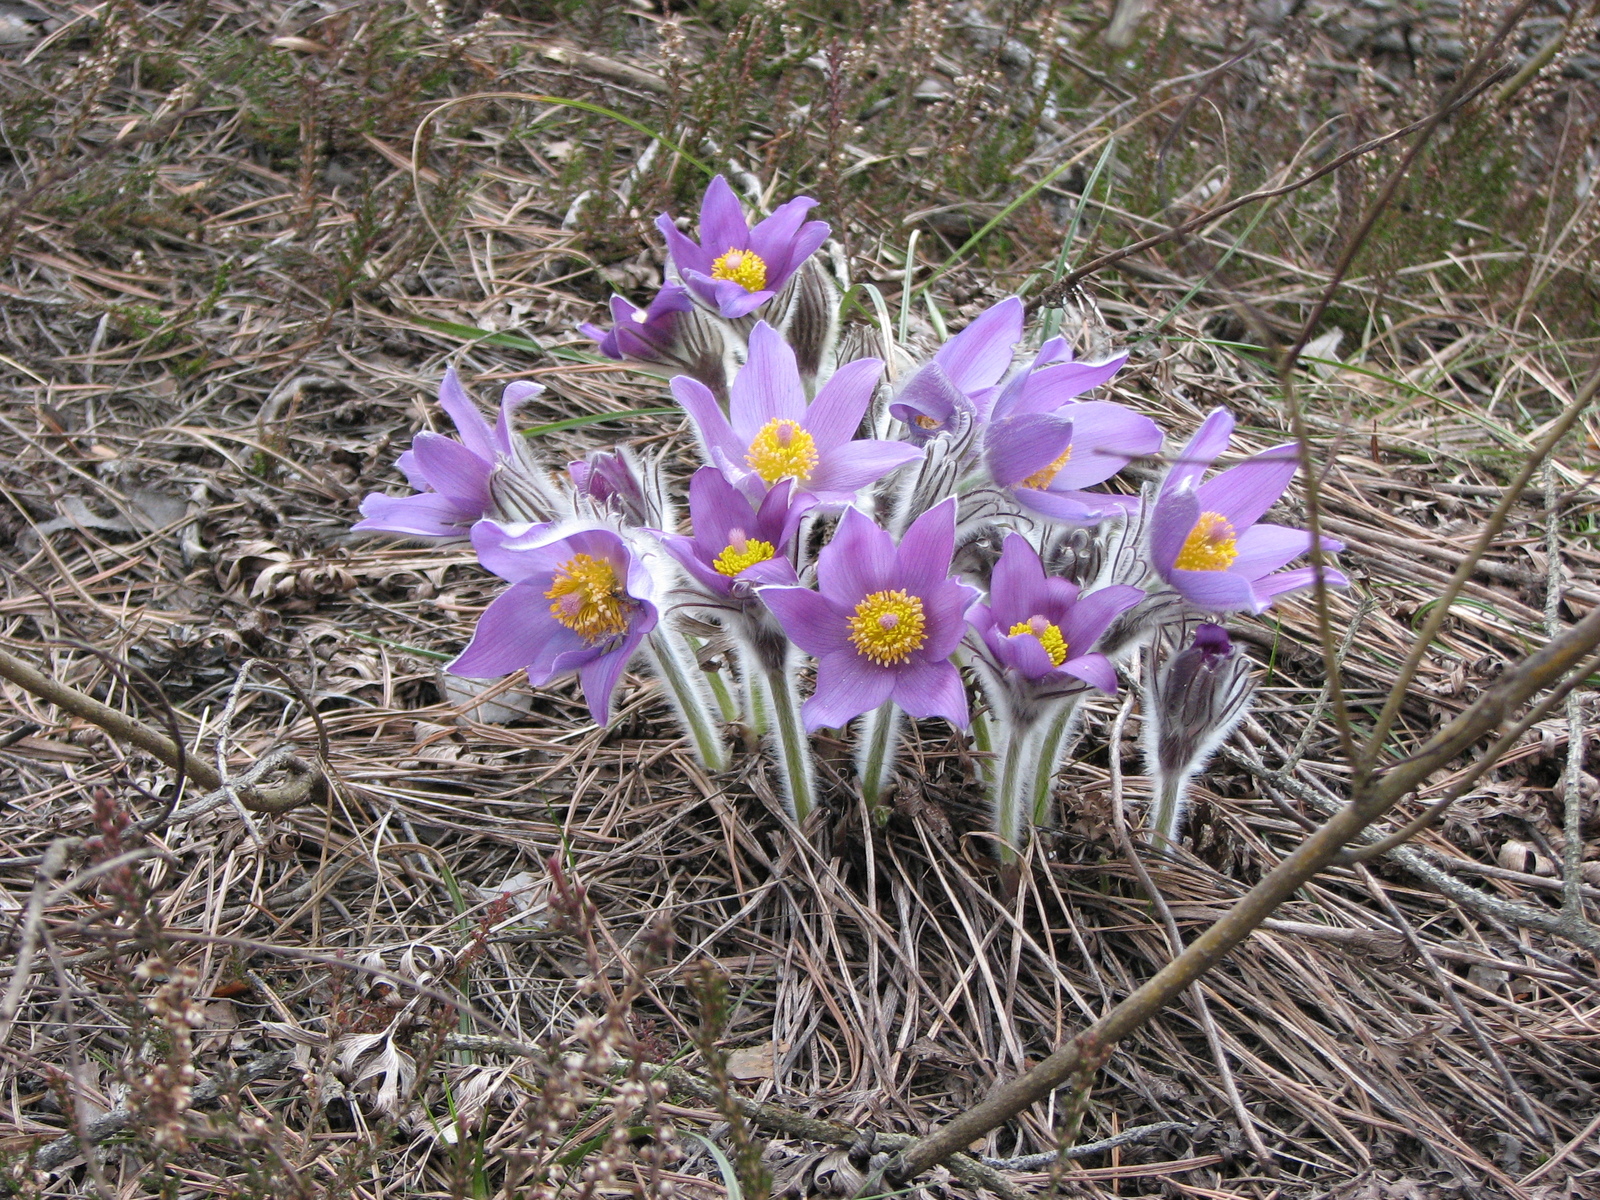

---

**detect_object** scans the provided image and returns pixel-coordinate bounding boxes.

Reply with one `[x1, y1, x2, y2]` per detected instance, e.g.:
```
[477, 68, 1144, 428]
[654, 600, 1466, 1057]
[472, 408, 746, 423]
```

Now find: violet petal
[450, 582, 582, 679]
[1165, 407, 1234, 495]
[893, 497, 958, 598]
[673, 375, 743, 464]
[760, 586, 852, 657]
[815, 506, 897, 602]
[803, 440, 922, 500]
[805, 651, 896, 730]
[933, 297, 1023, 392]
[801, 356, 883, 451]
[889, 657, 969, 727]
[1195, 443, 1300, 529]
[1062, 652, 1118, 694]
[730, 322, 807, 440]
[1168, 566, 1258, 612]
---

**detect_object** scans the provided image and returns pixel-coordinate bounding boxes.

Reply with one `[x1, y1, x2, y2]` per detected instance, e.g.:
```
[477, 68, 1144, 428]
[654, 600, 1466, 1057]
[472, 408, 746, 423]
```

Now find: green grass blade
[522, 408, 678, 436]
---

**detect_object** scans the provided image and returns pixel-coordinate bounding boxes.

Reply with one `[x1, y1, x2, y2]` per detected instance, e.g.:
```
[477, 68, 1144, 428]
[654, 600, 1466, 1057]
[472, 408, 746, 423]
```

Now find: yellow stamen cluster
[712, 534, 776, 577]
[848, 589, 927, 666]
[745, 418, 819, 485]
[1008, 617, 1069, 667]
[1019, 444, 1073, 490]
[1173, 511, 1240, 572]
[545, 553, 631, 643]
[913, 414, 942, 430]
[710, 247, 768, 293]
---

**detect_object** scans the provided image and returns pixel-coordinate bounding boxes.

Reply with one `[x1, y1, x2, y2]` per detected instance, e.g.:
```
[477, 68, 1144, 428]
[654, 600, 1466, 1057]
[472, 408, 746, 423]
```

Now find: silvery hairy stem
[644, 627, 728, 773]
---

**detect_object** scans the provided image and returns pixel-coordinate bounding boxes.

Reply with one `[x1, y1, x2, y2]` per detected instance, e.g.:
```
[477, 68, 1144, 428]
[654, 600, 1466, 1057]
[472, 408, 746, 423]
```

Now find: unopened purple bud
[569, 449, 655, 525]
[1190, 622, 1231, 660]
[1143, 624, 1254, 849]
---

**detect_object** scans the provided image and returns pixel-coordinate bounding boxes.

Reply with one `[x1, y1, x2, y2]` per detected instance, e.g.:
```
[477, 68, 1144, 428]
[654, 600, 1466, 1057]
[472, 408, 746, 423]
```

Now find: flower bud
[1143, 623, 1253, 849]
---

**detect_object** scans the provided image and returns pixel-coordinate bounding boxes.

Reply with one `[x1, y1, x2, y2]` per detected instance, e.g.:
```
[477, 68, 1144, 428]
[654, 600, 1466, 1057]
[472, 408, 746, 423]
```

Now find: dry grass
[2, 2, 1600, 1198]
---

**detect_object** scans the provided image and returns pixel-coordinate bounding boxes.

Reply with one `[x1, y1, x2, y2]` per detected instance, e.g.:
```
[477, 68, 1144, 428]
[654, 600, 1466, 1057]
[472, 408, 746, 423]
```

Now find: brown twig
[0, 643, 326, 818]
[886, 596, 1600, 1183]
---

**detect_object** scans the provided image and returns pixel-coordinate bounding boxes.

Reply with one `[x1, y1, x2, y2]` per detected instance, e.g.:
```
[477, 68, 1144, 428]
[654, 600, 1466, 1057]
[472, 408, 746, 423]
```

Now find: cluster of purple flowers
[355, 176, 1347, 849]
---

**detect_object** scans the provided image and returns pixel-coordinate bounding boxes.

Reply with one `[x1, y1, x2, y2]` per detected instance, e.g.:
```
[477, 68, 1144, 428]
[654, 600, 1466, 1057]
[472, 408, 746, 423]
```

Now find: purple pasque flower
[760, 498, 977, 731]
[1149, 408, 1349, 613]
[659, 467, 814, 599]
[671, 321, 921, 506]
[968, 533, 1144, 696]
[579, 282, 694, 363]
[656, 175, 830, 319]
[984, 401, 1162, 524]
[890, 297, 1024, 442]
[355, 370, 542, 539]
[889, 296, 1132, 445]
[450, 523, 659, 724]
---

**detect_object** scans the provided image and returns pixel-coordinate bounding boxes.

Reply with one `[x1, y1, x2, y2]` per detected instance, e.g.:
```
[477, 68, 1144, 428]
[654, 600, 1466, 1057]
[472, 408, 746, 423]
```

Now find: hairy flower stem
[1149, 775, 1187, 857]
[857, 702, 902, 821]
[971, 708, 996, 791]
[1030, 698, 1083, 826]
[688, 635, 739, 725]
[993, 719, 1038, 864]
[743, 664, 772, 738]
[763, 662, 816, 822]
[645, 631, 727, 772]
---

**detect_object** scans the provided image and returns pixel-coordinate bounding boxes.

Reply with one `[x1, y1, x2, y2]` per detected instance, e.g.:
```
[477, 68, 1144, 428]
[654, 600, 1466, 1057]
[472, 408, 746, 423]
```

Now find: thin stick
[889, 597, 1600, 1181]
[0, 642, 222, 791]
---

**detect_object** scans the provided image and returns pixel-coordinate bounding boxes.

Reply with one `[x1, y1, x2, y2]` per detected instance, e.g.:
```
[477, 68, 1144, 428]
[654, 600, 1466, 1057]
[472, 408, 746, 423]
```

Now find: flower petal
[1012, 488, 1137, 525]
[450, 582, 584, 679]
[409, 432, 492, 508]
[657, 214, 712, 277]
[802, 356, 883, 450]
[658, 532, 732, 596]
[1230, 524, 1320, 579]
[730, 324, 808, 440]
[1168, 566, 1258, 613]
[984, 413, 1074, 487]
[1059, 583, 1145, 653]
[495, 381, 543, 454]
[991, 355, 1129, 421]
[1062, 652, 1118, 694]
[697, 175, 750, 258]
[890, 657, 969, 727]
[1045, 401, 1163, 488]
[987, 533, 1049, 629]
[1196, 443, 1300, 529]
[760, 586, 851, 657]
[469, 520, 561, 584]
[1250, 564, 1350, 610]
[803, 440, 923, 501]
[920, 578, 979, 659]
[933, 297, 1023, 391]
[769, 219, 830, 283]
[1165, 407, 1233, 495]
[1001, 631, 1059, 681]
[673, 375, 743, 465]
[889, 361, 968, 440]
[579, 632, 647, 725]
[715, 282, 775, 318]
[747, 195, 820, 268]
[815, 506, 898, 603]
[437, 369, 496, 462]
[1149, 488, 1200, 575]
[354, 491, 479, 538]
[894, 497, 958, 597]
[804, 651, 896, 730]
